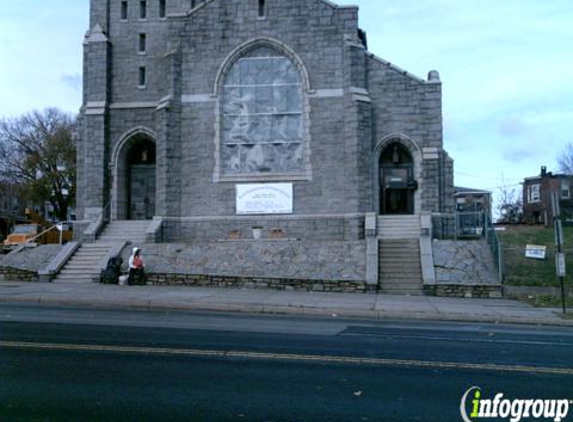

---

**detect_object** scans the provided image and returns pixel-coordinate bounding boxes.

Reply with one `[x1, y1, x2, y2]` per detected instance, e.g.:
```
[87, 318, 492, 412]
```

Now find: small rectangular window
[138, 66, 147, 87]
[159, 0, 166, 18]
[139, 33, 147, 53]
[528, 184, 541, 203]
[121, 1, 128, 20]
[191, 0, 196, 8]
[561, 180, 570, 199]
[140, 0, 147, 19]
[258, 0, 266, 17]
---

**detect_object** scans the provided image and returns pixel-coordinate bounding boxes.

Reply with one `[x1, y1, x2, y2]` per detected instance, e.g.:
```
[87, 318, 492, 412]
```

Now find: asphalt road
[1, 303, 572, 422]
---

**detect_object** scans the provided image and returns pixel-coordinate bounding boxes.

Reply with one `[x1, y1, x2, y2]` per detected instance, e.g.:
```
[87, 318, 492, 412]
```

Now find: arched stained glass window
[221, 46, 305, 175]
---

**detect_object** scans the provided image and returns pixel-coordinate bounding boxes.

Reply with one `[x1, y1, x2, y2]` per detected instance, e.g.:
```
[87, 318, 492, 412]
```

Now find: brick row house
[522, 166, 573, 225]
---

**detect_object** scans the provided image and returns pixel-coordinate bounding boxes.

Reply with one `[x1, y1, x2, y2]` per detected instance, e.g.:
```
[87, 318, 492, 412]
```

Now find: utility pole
[551, 192, 567, 314]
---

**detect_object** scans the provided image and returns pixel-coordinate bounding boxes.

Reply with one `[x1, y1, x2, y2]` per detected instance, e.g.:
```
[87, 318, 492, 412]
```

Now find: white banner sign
[236, 183, 293, 215]
[525, 244, 546, 260]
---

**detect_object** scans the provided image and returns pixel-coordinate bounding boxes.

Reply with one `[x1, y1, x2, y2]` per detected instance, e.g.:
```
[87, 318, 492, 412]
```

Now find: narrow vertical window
[139, 33, 147, 53]
[191, 0, 196, 8]
[140, 0, 147, 19]
[121, 1, 128, 20]
[258, 0, 266, 17]
[139, 66, 147, 87]
[159, 0, 166, 18]
[561, 180, 571, 199]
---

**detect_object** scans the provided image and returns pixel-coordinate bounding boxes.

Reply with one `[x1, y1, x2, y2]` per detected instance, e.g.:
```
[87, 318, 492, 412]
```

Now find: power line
[456, 171, 522, 182]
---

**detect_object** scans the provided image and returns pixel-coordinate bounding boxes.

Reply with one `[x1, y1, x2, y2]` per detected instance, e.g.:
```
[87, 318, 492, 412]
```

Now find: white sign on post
[236, 183, 293, 215]
[556, 253, 566, 277]
[525, 245, 547, 260]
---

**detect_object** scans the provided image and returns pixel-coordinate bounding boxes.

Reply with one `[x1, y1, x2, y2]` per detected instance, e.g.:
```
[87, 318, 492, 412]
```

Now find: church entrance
[379, 143, 416, 215]
[126, 138, 156, 220]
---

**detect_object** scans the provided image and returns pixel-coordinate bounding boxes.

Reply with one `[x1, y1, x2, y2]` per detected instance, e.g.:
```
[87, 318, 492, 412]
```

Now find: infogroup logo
[460, 387, 572, 422]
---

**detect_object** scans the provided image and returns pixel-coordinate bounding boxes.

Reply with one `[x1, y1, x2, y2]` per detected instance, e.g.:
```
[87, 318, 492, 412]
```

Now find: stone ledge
[0, 266, 39, 282]
[146, 272, 374, 294]
[424, 284, 503, 299]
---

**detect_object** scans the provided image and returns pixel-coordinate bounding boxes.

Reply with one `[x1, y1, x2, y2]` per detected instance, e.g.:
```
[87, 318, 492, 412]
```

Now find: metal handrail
[485, 217, 504, 283]
[91, 202, 111, 243]
[24, 220, 90, 245]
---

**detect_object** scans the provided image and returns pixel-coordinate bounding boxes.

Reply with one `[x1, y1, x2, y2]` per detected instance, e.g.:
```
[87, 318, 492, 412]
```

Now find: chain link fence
[500, 244, 573, 288]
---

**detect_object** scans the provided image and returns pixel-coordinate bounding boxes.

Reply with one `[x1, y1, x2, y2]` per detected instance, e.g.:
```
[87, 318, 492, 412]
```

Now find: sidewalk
[0, 281, 570, 326]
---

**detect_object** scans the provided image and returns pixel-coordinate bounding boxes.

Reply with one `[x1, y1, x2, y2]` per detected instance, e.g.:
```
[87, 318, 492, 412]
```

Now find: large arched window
[220, 45, 305, 176]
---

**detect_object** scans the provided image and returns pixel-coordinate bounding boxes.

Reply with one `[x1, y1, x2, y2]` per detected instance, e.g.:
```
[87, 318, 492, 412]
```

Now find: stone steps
[377, 215, 421, 239]
[379, 238, 423, 295]
[98, 220, 149, 245]
[53, 221, 149, 284]
[53, 243, 109, 283]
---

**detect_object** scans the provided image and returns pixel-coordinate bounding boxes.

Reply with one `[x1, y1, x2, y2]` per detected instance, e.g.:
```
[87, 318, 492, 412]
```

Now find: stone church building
[77, 0, 458, 293]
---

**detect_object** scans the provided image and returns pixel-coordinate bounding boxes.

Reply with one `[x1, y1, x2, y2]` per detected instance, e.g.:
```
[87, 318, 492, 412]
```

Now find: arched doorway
[126, 138, 156, 220]
[379, 143, 417, 214]
[114, 132, 156, 220]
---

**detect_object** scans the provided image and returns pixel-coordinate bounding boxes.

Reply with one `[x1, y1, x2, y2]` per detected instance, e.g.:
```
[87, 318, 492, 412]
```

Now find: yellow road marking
[2, 340, 572, 376]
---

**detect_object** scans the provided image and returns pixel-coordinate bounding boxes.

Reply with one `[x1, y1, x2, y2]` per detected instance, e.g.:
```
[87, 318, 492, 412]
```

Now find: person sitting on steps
[128, 247, 145, 285]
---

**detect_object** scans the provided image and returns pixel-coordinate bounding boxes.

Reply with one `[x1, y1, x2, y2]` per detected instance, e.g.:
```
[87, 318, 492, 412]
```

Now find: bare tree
[0, 109, 76, 221]
[557, 142, 573, 174]
[496, 176, 522, 224]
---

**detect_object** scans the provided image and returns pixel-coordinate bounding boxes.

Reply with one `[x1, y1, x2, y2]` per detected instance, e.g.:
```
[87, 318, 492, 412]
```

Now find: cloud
[502, 146, 538, 164]
[497, 117, 531, 138]
[496, 115, 558, 164]
[60, 74, 82, 92]
[525, 109, 573, 126]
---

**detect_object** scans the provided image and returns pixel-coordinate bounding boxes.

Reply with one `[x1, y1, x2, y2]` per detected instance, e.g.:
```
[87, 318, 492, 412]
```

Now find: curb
[1, 294, 572, 327]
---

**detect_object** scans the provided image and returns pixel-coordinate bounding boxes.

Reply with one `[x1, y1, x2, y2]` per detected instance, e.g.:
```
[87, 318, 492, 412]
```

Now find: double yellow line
[2, 340, 572, 376]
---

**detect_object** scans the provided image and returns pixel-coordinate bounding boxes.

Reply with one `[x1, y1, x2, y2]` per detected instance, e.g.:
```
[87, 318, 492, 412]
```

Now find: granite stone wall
[0, 245, 63, 272]
[160, 214, 364, 242]
[367, 57, 450, 214]
[147, 273, 373, 293]
[433, 240, 499, 285]
[0, 267, 38, 282]
[424, 284, 502, 299]
[120, 240, 367, 284]
[0, 245, 63, 282]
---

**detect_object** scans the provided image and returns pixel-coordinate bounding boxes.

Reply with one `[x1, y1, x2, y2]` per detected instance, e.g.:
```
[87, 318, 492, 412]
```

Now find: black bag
[101, 256, 123, 284]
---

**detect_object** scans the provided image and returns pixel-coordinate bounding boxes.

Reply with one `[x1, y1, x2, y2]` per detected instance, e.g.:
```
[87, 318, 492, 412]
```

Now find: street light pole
[551, 192, 567, 314]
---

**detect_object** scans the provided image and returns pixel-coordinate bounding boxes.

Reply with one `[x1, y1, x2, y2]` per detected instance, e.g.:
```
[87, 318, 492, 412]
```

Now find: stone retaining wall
[0, 266, 38, 282]
[147, 273, 374, 293]
[425, 284, 503, 299]
[0, 245, 63, 272]
[121, 240, 367, 283]
[433, 240, 498, 284]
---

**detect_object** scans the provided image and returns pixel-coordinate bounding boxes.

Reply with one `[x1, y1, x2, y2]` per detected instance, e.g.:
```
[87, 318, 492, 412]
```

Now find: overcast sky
[0, 0, 572, 203]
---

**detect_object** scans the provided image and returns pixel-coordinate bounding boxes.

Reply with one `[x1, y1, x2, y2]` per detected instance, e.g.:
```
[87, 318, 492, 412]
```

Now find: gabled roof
[367, 54, 431, 84]
[175, 0, 358, 18]
[318, 0, 359, 10]
[168, 0, 434, 84]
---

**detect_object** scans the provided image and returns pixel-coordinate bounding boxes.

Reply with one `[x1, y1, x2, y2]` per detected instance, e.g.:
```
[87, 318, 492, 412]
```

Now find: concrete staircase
[377, 215, 423, 295]
[378, 238, 423, 295]
[53, 243, 114, 283]
[97, 220, 149, 245]
[53, 220, 151, 283]
[377, 215, 421, 239]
